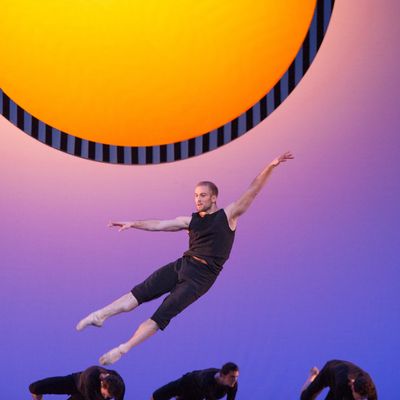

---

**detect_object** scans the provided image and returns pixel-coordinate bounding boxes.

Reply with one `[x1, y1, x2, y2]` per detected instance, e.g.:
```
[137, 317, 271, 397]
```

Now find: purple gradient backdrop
[1, 1, 399, 398]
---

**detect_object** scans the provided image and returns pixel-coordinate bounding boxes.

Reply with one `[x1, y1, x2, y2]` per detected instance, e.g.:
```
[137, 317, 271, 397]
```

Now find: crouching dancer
[152, 362, 239, 400]
[29, 365, 125, 400]
[300, 359, 377, 400]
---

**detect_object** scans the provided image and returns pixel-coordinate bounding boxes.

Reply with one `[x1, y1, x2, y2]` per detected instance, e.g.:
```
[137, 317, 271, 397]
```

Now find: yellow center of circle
[0, 1, 316, 146]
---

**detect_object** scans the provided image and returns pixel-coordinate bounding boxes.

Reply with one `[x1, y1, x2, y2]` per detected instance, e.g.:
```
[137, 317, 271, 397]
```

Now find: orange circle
[0, 1, 316, 146]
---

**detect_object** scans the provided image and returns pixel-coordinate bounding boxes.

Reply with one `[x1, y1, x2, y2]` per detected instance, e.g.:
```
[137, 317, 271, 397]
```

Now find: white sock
[99, 344, 126, 365]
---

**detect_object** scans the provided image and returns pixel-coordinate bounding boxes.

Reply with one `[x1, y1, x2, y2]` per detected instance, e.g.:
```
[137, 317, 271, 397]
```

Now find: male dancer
[29, 365, 125, 400]
[151, 362, 239, 400]
[300, 359, 377, 399]
[76, 152, 294, 365]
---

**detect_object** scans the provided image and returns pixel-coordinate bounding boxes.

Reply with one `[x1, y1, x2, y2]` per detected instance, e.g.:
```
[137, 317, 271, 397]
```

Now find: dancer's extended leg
[76, 292, 138, 331]
[99, 318, 159, 365]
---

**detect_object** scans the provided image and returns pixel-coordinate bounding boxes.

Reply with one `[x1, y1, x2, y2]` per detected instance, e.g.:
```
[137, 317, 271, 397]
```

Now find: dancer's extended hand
[270, 151, 294, 167]
[108, 221, 132, 232]
[309, 366, 320, 382]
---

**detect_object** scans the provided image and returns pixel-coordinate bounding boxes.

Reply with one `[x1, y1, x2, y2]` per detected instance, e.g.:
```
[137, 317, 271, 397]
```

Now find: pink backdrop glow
[1, 1, 399, 398]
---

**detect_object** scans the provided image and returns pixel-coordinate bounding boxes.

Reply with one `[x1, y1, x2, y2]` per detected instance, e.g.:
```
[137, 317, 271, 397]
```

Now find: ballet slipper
[76, 312, 104, 331]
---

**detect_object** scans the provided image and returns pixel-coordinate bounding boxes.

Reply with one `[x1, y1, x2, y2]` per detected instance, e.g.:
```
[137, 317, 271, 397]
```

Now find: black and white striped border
[1, 0, 335, 164]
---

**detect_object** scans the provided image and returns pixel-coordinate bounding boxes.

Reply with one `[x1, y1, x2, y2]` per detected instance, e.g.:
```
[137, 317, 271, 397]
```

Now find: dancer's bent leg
[99, 262, 216, 365]
[99, 318, 159, 365]
[76, 292, 138, 331]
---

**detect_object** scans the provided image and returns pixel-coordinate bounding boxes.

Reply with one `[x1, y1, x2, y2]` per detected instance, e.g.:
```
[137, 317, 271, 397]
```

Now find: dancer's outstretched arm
[109, 216, 191, 232]
[224, 151, 294, 229]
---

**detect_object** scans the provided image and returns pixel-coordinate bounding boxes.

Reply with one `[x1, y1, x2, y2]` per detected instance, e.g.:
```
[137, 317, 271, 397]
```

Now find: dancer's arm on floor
[224, 151, 294, 228]
[151, 377, 183, 400]
[109, 216, 191, 232]
[226, 384, 238, 400]
[300, 365, 329, 400]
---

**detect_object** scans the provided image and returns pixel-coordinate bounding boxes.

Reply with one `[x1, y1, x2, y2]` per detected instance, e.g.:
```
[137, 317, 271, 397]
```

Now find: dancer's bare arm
[109, 216, 191, 232]
[224, 151, 294, 229]
[301, 367, 320, 393]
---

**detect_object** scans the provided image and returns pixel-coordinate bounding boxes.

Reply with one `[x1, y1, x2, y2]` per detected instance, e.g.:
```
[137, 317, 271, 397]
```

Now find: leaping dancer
[76, 152, 294, 365]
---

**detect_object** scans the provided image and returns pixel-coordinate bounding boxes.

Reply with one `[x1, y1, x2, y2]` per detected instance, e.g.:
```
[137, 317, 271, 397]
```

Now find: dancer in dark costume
[300, 360, 377, 400]
[76, 152, 294, 365]
[29, 365, 125, 400]
[152, 362, 239, 400]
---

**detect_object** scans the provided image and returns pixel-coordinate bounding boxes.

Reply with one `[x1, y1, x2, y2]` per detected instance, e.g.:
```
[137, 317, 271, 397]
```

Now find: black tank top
[183, 209, 235, 274]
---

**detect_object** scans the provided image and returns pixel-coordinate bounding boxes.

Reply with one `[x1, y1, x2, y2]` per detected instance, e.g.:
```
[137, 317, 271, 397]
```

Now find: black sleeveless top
[183, 209, 235, 274]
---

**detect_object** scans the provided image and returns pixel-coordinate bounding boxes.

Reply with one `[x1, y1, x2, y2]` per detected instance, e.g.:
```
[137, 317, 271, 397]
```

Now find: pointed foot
[76, 312, 104, 331]
[99, 347, 122, 365]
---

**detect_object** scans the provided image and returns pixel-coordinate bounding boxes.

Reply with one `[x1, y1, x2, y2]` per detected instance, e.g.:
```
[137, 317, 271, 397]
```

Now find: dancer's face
[100, 382, 112, 399]
[219, 370, 239, 387]
[349, 379, 366, 400]
[194, 185, 217, 213]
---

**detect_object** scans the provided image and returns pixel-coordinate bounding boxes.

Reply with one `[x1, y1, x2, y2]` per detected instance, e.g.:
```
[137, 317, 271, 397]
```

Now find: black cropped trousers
[132, 256, 218, 330]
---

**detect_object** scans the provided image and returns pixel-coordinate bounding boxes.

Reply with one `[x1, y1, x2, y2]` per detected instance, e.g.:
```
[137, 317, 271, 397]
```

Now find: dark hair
[196, 181, 219, 197]
[220, 362, 239, 375]
[353, 373, 376, 397]
[102, 374, 125, 399]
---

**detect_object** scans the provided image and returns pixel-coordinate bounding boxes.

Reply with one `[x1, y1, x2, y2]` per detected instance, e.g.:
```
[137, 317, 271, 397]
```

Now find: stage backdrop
[1, 1, 399, 398]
